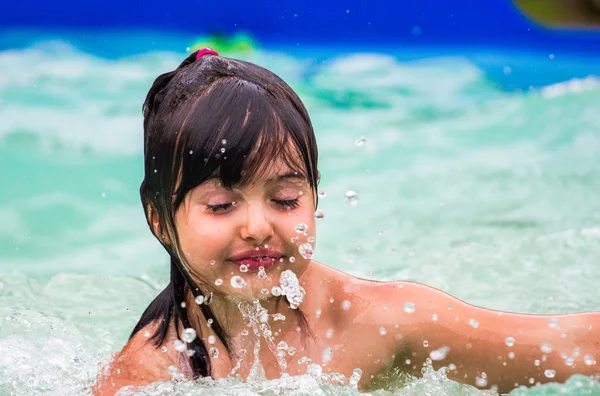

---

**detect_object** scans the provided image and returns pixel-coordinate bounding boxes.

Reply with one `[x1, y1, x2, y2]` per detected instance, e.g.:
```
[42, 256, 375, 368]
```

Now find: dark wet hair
[129, 50, 318, 378]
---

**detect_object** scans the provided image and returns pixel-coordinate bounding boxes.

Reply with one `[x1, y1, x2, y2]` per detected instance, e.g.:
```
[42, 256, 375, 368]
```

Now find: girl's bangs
[171, 78, 315, 202]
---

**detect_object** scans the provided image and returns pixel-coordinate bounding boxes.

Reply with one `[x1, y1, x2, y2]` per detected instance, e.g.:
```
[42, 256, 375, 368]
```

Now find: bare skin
[92, 158, 600, 395]
[93, 260, 600, 395]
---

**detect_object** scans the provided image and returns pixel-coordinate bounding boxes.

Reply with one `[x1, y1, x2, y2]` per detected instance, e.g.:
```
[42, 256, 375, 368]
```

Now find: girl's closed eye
[206, 201, 238, 213]
[273, 197, 300, 209]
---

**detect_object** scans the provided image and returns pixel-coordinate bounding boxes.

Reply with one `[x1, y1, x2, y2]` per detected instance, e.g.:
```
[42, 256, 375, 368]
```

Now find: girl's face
[173, 157, 316, 300]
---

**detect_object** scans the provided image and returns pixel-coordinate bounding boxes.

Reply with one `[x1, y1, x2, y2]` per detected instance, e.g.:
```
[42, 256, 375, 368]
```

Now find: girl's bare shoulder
[92, 321, 179, 396]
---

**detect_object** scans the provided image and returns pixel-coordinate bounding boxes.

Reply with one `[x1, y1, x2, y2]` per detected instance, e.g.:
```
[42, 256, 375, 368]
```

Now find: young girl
[93, 48, 600, 395]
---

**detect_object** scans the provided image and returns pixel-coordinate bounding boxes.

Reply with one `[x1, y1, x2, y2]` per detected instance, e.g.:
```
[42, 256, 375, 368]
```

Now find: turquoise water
[1, 31, 600, 395]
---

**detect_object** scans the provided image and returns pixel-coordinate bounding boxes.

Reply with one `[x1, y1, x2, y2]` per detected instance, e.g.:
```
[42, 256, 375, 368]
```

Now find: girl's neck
[182, 285, 306, 345]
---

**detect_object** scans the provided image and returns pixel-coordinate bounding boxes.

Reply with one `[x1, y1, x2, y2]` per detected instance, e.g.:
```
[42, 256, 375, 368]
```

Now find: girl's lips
[230, 257, 281, 270]
[228, 249, 284, 271]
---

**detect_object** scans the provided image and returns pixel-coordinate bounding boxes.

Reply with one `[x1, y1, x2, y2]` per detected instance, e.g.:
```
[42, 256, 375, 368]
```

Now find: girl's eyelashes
[206, 202, 237, 213]
[206, 198, 300, 213]
[273, 198, 300, 209]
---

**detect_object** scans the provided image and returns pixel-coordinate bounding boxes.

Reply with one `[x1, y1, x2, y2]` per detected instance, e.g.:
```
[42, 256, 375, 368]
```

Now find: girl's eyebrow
[266, 172, 306, 184]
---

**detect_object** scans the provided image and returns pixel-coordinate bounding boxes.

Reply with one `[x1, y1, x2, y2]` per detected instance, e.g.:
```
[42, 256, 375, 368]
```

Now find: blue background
[1, 0, 600, 52]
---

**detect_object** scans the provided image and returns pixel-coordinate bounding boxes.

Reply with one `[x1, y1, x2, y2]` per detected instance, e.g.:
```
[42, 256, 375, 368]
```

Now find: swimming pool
[1, 30, 600, 395]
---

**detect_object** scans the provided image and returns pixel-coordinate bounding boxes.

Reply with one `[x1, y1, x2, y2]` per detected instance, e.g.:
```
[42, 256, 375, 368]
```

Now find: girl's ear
[147, 204, 171, 245]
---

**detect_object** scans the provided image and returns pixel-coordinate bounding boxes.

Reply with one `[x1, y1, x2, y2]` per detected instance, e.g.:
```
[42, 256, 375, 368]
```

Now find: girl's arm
[384, 281, 600, 393]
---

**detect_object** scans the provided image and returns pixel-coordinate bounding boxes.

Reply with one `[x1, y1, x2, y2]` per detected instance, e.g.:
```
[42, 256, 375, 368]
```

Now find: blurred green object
[190, 31, 257, 54]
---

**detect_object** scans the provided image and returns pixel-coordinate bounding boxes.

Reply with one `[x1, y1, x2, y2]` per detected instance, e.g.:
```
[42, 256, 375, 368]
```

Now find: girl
[93, 48, 600, 395]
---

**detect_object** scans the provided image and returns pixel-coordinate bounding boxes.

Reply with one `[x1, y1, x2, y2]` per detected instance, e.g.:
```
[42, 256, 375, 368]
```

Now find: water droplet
[259, 312, 269, 323]
[271, 286, 283, 296]
[186, 349, 195, 357]
[241, 329, 249, 336]
[194, 295, 205, 305]
[239, 264, 248, 273]
[180, 302, 187, 308]
[355, 136, 366, 146]
[277, 341, 288, 351]
[298, 243, 314, 259]
[325, 328, 334, 338]
[261, 288, 269, 295]
[540, 343, 552, 353]
[174, 340, 186, 352]
[584, 355, 595, 365]
[182, 328, 197, 343]
[295, 223, 308, 234]
[210, 260, 216, 265]
[469, 319, 479, 328]
[403, 302, 415, 313]
[189, 150, 194, 154]
[549, 318, 559, 329]
[432, 314, 438, 321]
[307, 236, 315, 243]
[448, 305, 452, 310]
[289, 256, 296, 263]
[273, 313, 286, 321]
[215, 278, 223, 286]
[144, 331, 150, 337]
[307, 363, 323, 376]
[348, 368, 362, 388]
[423, 340, 429, 347]
[208, 335, 216, 344]
[345, 190, 359, 206]
[342, 300, 351, 310]
[207, 318, 213, 326]
[210, 347, 219, 358]
[168, 365, 178, 375]
[231, 276, 246, 288]
[258, 267, 267, 279]
[544, 369, 556, 378]
[505, 336, 515, 347]
[379, 327, 387, 336]
[503, 66, 512, 75]
[314, 210, 324, 219]
[161, 346, 168, 352]
[508, 352, 515, 359]
[298, 356, 311, 364]
[534, 359, 540, 366]
[475, 376, 488, 387]
[220, 147, 226, 153]
[288, 347, 297, 355]
[221, 139, 227, 145]
[315, 309, 322, 318]
[565, 357, 574, 366]
[405, 359, 411, 365]
[430, 346, 450, 361]
[323, 347, 333, 363]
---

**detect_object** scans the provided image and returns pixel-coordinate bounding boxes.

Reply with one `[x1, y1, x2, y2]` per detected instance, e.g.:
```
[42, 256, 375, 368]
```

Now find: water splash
[279, 270, 306, 309]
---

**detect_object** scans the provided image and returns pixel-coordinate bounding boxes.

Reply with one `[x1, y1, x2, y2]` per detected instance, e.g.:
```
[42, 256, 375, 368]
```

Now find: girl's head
[140, 50, 319, 302]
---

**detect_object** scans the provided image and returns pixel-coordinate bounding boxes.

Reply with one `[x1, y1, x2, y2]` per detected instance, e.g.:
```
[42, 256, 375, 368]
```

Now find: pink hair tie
[196, 48, 219, 60]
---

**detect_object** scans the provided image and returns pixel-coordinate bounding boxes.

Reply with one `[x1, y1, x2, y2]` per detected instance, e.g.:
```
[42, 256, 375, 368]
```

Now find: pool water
[1, 31, 600, 395]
